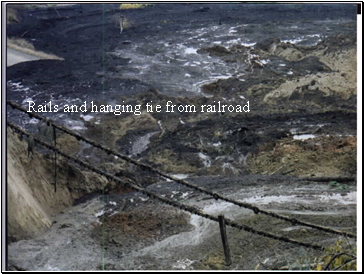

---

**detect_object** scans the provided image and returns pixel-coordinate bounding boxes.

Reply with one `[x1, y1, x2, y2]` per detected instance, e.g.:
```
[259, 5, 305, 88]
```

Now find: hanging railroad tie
[38, 118, 58, 192]
[6, 100, 356, 239]
[218, 215, 232, 266]
[27, 134, 35, 158]
[52, 124, 57, 193]
[38, 118, 54, 143]
[7, 122, 325, 251]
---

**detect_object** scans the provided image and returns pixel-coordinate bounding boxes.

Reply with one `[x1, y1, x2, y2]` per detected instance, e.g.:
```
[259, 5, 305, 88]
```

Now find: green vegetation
[314, 239, 357, 270]
[329, 181, 349, 191]
[254, 239, 356, 270]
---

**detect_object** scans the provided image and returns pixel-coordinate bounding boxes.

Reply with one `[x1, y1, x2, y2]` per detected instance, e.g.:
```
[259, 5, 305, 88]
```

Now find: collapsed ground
[6, 3, 357, 270]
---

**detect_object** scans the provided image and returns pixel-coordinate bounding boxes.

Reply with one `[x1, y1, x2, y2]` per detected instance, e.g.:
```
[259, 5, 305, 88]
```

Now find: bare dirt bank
[7, 128, 108, 242]
[7, 48, 40, 67]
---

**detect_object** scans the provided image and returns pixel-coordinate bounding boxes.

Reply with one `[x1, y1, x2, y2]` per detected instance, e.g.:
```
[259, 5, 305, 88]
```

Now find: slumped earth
[7, 3, 357, 270]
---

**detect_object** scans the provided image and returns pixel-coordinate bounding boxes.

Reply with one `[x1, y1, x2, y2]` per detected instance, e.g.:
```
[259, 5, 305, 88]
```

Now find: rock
[197, 45, 231, 57]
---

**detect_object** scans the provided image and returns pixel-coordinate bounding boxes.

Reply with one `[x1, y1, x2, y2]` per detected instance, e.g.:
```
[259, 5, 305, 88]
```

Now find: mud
[6, 3, 357, 271]
[8, 175, 356, 270]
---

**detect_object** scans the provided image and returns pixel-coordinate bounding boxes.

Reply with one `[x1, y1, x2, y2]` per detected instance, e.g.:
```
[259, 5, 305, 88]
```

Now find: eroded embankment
[7, 128, 109, 241]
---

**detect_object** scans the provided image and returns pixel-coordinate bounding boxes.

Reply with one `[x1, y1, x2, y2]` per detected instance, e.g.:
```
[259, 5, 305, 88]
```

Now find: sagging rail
[7, 100, 356, 240]
[7, 121, 324, 250]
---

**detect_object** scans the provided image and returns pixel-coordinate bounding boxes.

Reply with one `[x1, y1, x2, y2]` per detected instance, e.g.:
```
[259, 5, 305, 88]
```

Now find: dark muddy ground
[6, 3, 357, 271]
[8, 175, 356, 270]
[7, 4, 356, 104]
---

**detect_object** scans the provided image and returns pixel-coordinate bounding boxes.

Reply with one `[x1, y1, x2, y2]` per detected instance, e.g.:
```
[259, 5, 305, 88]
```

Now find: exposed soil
[7, 48, 40, 66]
[8, 175, 356, 270]
[248, 136, 357, 177]
[6, 3, 357, 271]
[91, 204, 192, 250]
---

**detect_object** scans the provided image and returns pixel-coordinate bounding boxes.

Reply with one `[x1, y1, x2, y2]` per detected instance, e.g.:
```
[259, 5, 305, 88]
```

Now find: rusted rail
[8, 122, 325, 250]
[7, 100, 356, 239]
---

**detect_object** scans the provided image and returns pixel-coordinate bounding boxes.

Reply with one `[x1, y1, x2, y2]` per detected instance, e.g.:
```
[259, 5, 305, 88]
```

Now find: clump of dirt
[91, 204, 192, 248]
[202, 33, 357, 112]
[254, 38, 306, 61]
[275, 46, 304, 62]
[255, 38, 281, 53]
[263, 71, 355, 102]
[201, 252, 226, 270]
[197, 45, 231, 56]
[255, 34, 356, 63]
[313, 33, 357, 53]
[86, 111, 159, 149]
[56, 133, 81, 157]
[263, 35, 357, 103]
[313, 47, 357, 86]
[248, 136, 356, 177]
[148, 149, 202, 174]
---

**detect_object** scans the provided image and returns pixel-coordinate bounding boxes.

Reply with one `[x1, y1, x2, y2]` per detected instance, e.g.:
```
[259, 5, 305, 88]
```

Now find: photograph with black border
[1, 1, 362, 271]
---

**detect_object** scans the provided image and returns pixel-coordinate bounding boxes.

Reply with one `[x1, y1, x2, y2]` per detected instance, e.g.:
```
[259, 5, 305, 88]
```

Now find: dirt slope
[7, 48, 40, 66]
[7, 128, 109, 241]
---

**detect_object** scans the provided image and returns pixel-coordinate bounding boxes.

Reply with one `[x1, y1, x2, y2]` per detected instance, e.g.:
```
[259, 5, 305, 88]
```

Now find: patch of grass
[7, 38, 64, 61]
[119, 3, 152, 10]
[254, 239, 356, 271]
[313, 239, 357, 270]
[329, 181, 349, 191]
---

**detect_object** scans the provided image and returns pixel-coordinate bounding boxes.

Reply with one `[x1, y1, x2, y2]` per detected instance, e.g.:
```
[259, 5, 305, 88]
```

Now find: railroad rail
[7, 100, 356, 240]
